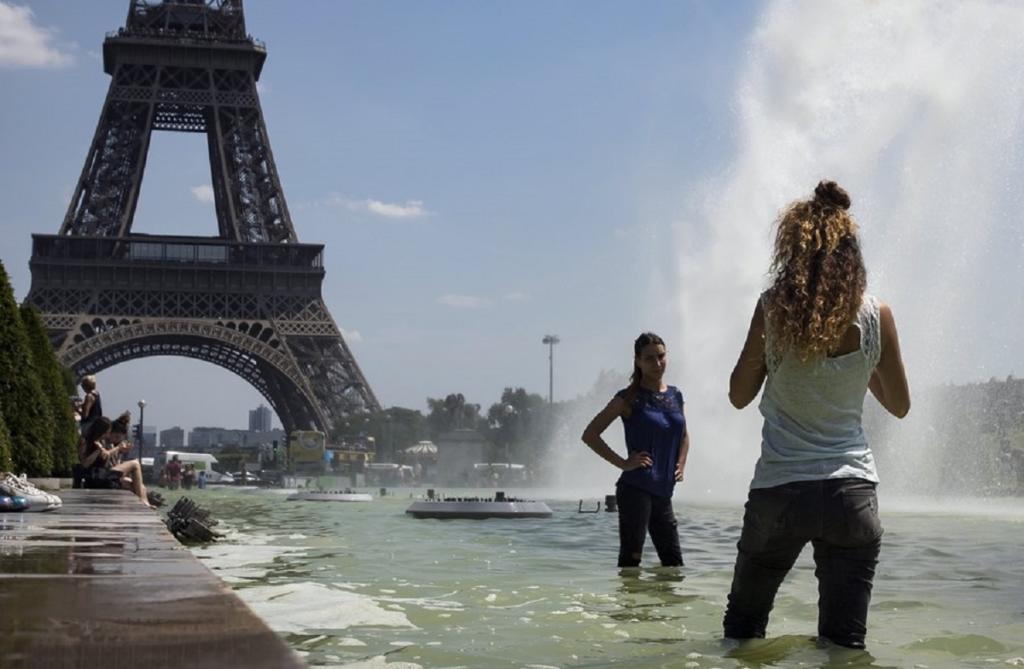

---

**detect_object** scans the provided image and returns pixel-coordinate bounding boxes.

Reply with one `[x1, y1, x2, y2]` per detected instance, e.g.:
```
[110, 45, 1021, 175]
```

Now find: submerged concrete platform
[0, 489, 304, 669]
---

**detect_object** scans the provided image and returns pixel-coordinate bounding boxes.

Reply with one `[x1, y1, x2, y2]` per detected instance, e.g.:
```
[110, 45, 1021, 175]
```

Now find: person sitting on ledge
[81, 417, 152, 507]
[104, 411, 135, 467]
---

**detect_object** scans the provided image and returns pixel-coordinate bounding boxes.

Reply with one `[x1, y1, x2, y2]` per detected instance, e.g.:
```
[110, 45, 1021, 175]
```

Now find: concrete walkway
[0, 489, 305, 668]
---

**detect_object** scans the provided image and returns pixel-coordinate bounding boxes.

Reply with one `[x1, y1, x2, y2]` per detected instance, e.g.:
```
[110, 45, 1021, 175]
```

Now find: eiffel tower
[25, 0, 381, 433]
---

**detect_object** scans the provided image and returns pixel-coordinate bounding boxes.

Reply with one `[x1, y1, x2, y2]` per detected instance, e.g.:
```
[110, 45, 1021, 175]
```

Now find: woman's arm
[869, 303, 911, 418]
[81, 447, 100, 468]
[81, 440, 110, 468]
[675, 421, 689, 482]
[729, 300, 768, 409]
[80, 393, 95, 418]
[581, 397, 651, 471]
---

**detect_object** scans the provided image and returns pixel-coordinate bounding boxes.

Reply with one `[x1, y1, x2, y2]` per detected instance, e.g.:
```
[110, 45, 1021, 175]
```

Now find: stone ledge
[0, 489, 305, 669]
[24, 477, 70, 490]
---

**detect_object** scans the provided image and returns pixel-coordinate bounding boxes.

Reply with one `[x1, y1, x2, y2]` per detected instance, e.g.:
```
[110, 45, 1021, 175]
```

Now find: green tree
[20, 304, 78, 475]
[0, 407, 14, 472]
[0, 260, 54, 475]
[485, 387, 549, 464]
[370, 407, 428, 462]
[426, 393, 483, 437]
[60, 364, 78, 396]
[330, 407, 428, 462]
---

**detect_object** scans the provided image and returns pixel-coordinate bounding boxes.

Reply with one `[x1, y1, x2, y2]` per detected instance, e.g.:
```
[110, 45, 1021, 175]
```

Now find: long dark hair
[83, 416, 112, 446]
[624, 331, 666, 406]
[110, 411, 131, 437]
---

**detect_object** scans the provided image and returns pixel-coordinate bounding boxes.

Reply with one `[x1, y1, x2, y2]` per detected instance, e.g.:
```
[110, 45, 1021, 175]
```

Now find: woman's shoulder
[858, 293, 893, 326]
[860, 293, 888, 311]
[865, 294, 895, 316]
[664, 385, 685, 412]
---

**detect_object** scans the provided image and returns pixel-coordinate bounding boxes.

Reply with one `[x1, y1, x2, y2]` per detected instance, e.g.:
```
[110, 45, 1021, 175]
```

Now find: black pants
[616, 482, 683, 567]
[723, 478, 882, 649]
[72, 464, 86, 489]
[82, 466, 124, 490]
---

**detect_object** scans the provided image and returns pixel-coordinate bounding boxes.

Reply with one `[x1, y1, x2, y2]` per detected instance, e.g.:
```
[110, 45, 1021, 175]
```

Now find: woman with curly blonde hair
[723, 180, 910, 649]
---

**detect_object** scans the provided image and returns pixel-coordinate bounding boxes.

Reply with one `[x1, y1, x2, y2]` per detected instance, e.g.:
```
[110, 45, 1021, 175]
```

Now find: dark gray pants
[616, 482, 683, 567]
[723, 478, 882, 649]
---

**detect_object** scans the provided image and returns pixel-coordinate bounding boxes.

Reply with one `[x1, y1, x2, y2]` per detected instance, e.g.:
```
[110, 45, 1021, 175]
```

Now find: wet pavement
[0, 489, 305, 668]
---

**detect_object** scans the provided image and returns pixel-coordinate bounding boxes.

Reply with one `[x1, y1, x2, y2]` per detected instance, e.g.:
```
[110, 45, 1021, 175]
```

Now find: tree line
[329, 387, 555, 465]
[329, 369, 628, 469]
[0, 260, 79, 476]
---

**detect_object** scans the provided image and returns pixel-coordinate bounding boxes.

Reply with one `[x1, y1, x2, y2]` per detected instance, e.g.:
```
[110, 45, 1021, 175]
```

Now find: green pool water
[181, 487, 1024, 668]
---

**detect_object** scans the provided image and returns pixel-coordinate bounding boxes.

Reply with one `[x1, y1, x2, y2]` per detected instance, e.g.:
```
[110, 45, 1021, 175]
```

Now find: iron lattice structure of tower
[26, 0, 381, 433]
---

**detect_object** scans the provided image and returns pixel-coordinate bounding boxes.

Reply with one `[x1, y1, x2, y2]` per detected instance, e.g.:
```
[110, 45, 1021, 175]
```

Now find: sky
[0, 0, 756, 433]
[2, 1, 1023, 450]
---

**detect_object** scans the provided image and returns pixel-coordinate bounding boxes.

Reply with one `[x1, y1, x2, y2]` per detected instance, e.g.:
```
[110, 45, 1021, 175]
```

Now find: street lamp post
[542, 334, 560, 404]
[137, 399, 146, 466]
[503, 404, 516, 465]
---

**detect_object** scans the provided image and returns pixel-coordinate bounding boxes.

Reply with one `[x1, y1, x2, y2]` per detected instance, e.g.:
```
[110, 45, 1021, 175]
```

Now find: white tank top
[751, 293, 882, 489]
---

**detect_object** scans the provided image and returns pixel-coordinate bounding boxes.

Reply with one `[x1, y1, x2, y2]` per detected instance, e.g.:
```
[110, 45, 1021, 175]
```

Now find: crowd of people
[157, 456, 205, 490]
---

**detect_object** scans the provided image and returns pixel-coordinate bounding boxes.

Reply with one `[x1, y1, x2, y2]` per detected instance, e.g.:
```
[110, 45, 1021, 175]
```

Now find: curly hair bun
[814, 180, 851, 210]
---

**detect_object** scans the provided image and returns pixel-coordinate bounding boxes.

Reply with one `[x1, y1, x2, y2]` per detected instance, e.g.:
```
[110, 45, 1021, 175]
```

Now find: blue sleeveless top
[614, 385, 686, 498]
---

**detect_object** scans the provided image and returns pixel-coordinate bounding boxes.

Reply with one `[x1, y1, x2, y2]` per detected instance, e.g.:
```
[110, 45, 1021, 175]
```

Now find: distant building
[436, 428, 487, 486]
[249, 404, 273, 432]
[188, 426, 285, 450]
[189, 427, 240, 449]
[142, 429, 157, 450]
[160, 426, 184, 449]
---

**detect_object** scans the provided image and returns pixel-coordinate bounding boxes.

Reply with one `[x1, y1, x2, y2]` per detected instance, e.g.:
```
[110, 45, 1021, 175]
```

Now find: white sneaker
[0, 473, 61, 511]
[26, 475, 63, 510]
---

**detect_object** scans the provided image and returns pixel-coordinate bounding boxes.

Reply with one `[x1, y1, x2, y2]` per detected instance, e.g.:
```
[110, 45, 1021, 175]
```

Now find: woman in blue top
[582, 332, 690, 567]
[724, 181, 910, 649]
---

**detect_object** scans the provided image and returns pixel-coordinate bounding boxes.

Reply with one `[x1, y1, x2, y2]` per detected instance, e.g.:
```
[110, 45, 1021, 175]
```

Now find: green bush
[0, 260, 54, 475]
[0, 408, 13, 472]
[21, 304, 77, 475]
[60, 364, 77, 396]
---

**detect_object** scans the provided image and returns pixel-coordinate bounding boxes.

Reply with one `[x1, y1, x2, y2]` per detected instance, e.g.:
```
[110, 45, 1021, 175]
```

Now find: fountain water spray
[545, 1, 1024, 502]
[677, 0, 1024, 499]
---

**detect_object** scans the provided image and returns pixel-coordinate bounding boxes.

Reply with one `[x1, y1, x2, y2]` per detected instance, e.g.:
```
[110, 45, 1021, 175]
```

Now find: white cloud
[504, 291, 530, 302]
[255, 80, 270, 95]
[437, 294, 491, 309]
[319, 194, 432, 220]
[365, 199, 428, 219]
[190, 184, 215, 204]
[340, 327, 363, 343]
[0, 3, 73, 68]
